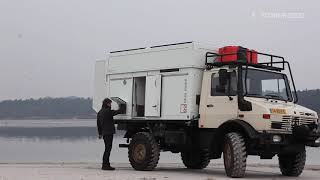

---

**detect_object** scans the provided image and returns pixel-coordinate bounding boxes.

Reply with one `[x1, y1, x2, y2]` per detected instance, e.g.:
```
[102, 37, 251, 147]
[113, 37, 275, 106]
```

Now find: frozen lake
[0, 119, 319, 165]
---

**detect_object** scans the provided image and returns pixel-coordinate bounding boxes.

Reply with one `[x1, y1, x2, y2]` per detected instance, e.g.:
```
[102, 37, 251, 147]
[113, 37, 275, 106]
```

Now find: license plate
[270, 108, 287, 114]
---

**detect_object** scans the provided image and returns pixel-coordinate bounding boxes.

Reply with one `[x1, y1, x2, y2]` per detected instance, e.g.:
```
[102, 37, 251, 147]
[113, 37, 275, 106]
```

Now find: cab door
[200, 70, 238, 128]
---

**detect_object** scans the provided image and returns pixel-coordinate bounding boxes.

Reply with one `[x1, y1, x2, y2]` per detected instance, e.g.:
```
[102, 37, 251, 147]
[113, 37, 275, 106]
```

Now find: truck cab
[200, 66, 319, 134]
[197, 51, 320, 177]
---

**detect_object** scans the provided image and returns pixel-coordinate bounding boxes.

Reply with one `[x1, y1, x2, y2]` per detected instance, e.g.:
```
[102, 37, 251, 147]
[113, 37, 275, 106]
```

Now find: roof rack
[150, 41, 193, 48]
[205, 50, 298, 103]
[205, 51, 286, 72]
[110, 47, 146, 54]
[110, 41, 193, 54]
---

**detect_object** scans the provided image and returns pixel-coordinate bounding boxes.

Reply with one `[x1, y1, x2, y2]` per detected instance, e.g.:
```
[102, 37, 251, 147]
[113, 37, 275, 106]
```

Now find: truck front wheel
[181, 149, 210, 169]
[278, 149, 306, 177]
[128, 132, 160, 171]
[223, 132, 247, 178]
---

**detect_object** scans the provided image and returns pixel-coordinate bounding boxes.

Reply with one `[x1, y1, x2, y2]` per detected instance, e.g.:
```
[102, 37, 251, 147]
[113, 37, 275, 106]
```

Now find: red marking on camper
[180, 104, 187, 113]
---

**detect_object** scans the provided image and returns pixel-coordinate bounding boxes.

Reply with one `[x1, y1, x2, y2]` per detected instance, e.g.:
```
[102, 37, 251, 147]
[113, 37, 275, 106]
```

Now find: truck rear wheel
[223, 132, 247, 178]
[278, 149, 306, 177]
[128, 132, 160, 171]
[181, 149, 210, 169]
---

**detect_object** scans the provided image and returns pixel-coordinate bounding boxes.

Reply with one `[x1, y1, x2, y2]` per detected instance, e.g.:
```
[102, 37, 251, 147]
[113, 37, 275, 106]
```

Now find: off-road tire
[128, 132, 160, 171]
[181, 149, 210, 169]
[223, 132, 247, 178]
[278, 149, 306, 177]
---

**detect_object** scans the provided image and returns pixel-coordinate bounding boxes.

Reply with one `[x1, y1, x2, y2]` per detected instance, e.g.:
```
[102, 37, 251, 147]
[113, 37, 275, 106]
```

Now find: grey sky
[0, 0, 319, 100]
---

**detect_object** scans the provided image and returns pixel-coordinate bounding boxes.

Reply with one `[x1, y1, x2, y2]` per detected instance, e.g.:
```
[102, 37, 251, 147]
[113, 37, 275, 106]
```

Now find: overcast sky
[0, 0, 319, 100]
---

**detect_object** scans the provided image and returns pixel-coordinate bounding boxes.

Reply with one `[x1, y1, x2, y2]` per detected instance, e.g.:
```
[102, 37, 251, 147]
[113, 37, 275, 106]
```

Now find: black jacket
[97, 107, 120, 135]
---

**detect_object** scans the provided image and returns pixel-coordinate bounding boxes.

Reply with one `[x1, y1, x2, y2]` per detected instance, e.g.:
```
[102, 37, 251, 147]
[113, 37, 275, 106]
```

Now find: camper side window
[211, 72, 237, 96]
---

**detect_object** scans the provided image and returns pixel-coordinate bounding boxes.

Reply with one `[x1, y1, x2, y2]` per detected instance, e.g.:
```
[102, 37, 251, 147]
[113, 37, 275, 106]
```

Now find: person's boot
[102, 164, 115, 170]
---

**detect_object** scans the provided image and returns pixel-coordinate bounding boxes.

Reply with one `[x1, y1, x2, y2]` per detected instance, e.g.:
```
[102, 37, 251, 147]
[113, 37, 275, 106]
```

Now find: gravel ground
[0, 163, 320, 180]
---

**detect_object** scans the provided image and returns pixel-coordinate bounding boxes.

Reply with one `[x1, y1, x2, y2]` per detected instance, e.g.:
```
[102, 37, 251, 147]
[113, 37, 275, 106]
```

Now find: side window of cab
[211, 71, 237, 96]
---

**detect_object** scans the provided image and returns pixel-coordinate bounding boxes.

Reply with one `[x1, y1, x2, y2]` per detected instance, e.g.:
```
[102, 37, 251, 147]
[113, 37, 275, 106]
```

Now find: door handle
[152, 105, 157, 108]
[207, 104, 214, 108]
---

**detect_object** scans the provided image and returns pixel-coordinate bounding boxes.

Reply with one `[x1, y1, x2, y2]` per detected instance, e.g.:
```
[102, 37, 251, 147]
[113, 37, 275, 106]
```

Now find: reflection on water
[0, 120, 319, 165]
[0, 119, 124, 140]
[0, 127, 97, 140]
[0, 119, 96, 128]
[0, 136, 105, 163]
[0, 120, 179, 163]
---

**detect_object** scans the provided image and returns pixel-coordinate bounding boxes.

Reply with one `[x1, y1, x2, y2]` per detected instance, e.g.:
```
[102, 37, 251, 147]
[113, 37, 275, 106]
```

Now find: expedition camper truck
[93, 42, 320, 178]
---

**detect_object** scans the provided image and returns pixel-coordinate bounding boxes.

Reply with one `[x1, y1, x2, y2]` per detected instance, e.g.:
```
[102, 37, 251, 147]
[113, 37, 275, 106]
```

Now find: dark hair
[102, 98, 112, 108]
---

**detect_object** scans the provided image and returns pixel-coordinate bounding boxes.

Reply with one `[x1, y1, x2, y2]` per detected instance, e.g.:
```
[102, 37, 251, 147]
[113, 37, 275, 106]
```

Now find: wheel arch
[218, 120, 258, 139]
[210, 119, 259, 158]
[119, 122, 151, 139]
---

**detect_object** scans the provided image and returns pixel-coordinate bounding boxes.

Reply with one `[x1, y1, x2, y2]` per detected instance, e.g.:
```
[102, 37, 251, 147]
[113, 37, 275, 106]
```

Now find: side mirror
[218, 69, 228, 86]
[238, 97, 252, 111]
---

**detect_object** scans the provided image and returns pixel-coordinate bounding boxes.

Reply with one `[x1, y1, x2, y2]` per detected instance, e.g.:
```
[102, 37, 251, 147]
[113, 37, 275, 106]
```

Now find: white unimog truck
[93, 42, 320, 178]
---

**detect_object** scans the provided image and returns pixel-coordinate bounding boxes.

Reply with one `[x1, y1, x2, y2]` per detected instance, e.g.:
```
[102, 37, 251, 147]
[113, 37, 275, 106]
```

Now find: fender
[217, 119, 258, 139]
[209, 119, 259, 159]
[217, 119, 259, 139]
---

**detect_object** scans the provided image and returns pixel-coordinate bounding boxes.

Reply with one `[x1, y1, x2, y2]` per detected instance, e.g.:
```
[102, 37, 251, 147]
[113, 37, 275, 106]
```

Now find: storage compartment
[218, 46, 257, 64]
[161, 74, 188, 117]
[109, 77, 133, 117]
[110, 97, 127, 114]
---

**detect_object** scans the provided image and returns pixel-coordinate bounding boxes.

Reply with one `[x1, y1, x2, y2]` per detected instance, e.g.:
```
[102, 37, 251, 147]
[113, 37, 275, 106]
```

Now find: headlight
[273, 135, 282, 143]
[315, 138, 320, 144]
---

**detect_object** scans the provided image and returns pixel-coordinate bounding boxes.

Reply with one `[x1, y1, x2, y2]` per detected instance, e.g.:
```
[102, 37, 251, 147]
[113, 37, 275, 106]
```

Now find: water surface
[0, 119, 319, 165]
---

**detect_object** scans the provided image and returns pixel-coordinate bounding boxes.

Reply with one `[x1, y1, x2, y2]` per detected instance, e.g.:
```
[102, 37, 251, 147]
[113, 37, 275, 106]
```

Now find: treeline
[296, 89, 320, 113]
[0, 89, 319, 120]
[0, 97, 96, 119]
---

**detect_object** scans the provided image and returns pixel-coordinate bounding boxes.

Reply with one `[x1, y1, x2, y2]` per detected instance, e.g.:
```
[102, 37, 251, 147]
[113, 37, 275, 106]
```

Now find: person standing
[97, 98, 120, 170]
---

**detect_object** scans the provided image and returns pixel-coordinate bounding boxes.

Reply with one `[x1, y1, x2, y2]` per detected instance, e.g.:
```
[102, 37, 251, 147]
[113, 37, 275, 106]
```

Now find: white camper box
[93, 42, 217, 120]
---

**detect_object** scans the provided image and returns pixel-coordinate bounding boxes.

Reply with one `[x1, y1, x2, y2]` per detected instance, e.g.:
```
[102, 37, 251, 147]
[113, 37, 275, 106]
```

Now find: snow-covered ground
[0, 163, 319, 180]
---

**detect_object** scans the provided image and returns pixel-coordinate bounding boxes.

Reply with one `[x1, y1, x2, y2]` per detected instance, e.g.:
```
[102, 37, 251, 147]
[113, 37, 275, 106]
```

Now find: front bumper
[292, 123, 320, 147]
[260, 123, 320, 146]
[260, 124, 320, 146]
[253, 124, 320, 156]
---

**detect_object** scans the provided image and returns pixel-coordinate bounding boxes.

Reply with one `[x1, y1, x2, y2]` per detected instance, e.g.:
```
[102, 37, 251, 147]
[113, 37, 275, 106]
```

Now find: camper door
[145, 75, 162, 117]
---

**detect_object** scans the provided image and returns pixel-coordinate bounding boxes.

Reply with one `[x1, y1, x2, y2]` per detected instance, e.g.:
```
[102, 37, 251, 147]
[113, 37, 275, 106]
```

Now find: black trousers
[103, 134, 113, 166]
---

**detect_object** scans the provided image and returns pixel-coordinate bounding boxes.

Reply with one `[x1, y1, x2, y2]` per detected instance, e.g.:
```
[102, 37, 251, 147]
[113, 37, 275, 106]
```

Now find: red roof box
[218, 46, 258, 64]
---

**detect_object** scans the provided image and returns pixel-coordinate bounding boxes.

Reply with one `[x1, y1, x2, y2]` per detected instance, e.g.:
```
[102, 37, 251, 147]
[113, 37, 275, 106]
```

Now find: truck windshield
[243, 69, 293, 101]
